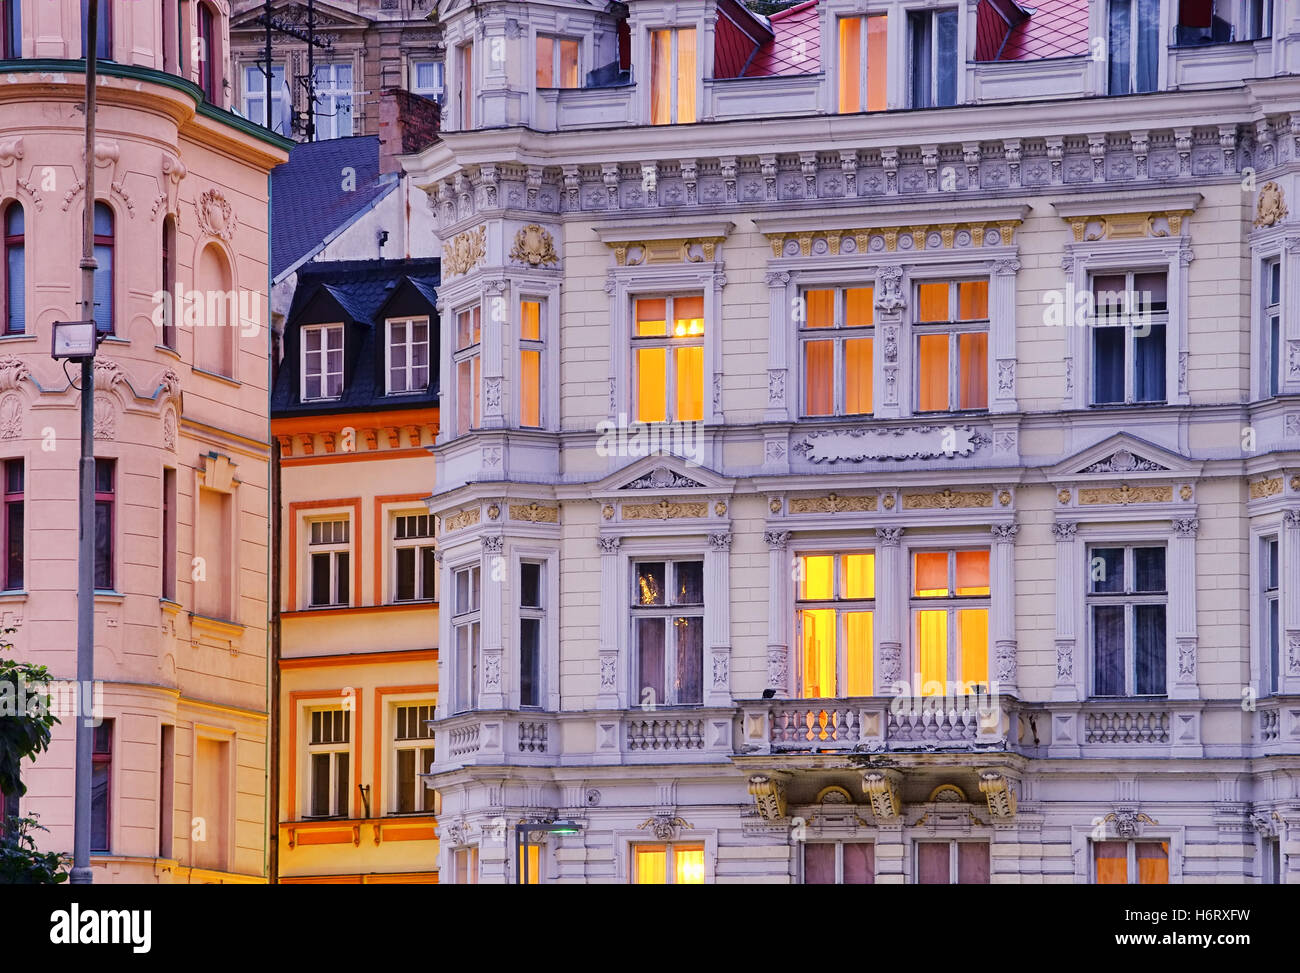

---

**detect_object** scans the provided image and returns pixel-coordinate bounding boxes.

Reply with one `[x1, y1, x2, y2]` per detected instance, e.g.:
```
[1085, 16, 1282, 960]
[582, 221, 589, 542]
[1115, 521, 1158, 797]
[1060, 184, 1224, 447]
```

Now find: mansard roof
[975, 0, 1091, 62]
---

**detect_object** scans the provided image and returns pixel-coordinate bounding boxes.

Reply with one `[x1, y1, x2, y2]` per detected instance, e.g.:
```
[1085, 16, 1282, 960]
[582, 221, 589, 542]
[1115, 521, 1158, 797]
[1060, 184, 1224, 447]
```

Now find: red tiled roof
[985, 0, 1091, 61]
[742, 0, 821, 77]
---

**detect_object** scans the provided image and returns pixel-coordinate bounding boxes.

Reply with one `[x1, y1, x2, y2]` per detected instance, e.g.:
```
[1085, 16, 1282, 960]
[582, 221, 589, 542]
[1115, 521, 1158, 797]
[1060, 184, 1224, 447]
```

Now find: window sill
[94, 589, 125, 603]
[99, 335, 129, 346]
[0, 333, 36, 343]
[0, 589, 26, 603]
[193, 367, 241, 388]
[190, 612, 245, 638]
[154, 344, 182, 360]
[160, 597, 182, 615]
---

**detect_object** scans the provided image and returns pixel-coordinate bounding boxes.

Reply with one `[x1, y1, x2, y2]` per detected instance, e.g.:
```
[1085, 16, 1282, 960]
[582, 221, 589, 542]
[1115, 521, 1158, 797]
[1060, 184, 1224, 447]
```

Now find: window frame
[1086, 543, 1168, 698]
[305, 707, 351, 819]
[912, 277, 990, 414]
[453, 304, 481, 437]
[2, 458, 21, 591]
[793, 550, 876, 699]
[914, 839, 990, 884]
[1107, 0, 1159, 95]
[798, 286, 875, 418]
[94, 457, 115, 591]
[300, 323, 344, 402]
[1092, 838, 1170, 884]
[836, 13, 888, 113]
[305, 516, 352, 609]
[631, 293, 706, 425]
[1262, 256, 1282, 398]
[1261, 534, 1280, 696]
[648, 26, 697, 125]
[452, 561, 482, 713]
[630, 557, 705, 708]
[519, 559, 545, 709]
[242, 62, 289, 136]
[452, 845, 479, 884]
[909, 546, 992, 693]
[391, 511, 437, 604]
[518, 297, 546, 429]
[457, 42, 473, 130]
[391, 701, 436, 815]
[90, 718, 113, 852]
[196, 1, 215, 100]
[801, 840, 876, 884]
[385, 316, 432, 396]
[80, 0, 112, 61]
[409, 59, 444, 103]
[536, 34, 580, 89]
[312, 61, 355, 139]
[3, 201, 23, 335]
[92, 202, 114, 335]
[630, 842, 707, 884]
[908, 7, 959, 109]
[1087, 268, 1169, 406]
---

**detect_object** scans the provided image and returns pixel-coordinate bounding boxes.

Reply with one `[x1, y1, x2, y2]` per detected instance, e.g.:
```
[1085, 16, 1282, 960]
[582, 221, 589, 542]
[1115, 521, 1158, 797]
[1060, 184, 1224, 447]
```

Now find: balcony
[705, 73, 823, 122]
[536, 83, 635, 131]
[970, 55, 1093, 104]
[1168, 37, 1272, 88]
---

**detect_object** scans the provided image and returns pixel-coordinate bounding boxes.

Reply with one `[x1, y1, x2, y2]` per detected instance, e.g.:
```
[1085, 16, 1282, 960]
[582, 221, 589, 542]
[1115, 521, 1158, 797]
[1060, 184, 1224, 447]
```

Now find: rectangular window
[916, 840, 989, 884]
[795, 552, 875, 698]
[1090, 271, 1167, 405]
[410, 60, 444, 102]
[1089, 545, 1167, 696]
[536, 35, 580, 88]
[633, 295, 705, 423]
[838, 14, 887, 112]
[912, 549, 990, 692]
[1263, 535, 1280, 695]
[1109, 0, 1159, 94]
[91, 719, 113, 852]
[458, 43, 473, 128]
[195, 487, 232, 620]
[632, 560, 704, 707]
[915, 279, 988, 412]
[94, 458, 114, 591]
[520, 299, 544, 428]
[1263, 257, 1281, 397]
[307, 709, 350, 818]
[632, 843, 705, 884]
[1245, 0, 1272, 39]
[909, 9, 958, 108]
[2, 0, 20, 59]
[387, 317, 431, 394]
[393, 513, 436, 603]
[193, 736, 229, 871]
[4, 201, 23, 335]
[800, 287, 874, 417]
[92, 203, 113, 335]
[81, 0, 111, 61]
[313, 63, 354, 139]
[394, 704, 436, 814]
[162, 468, 176, 601]
[302, 324, 344, 401]
[2, 459, 21, 591]
[1094, 840, 1169, 883]
[453, 846, 479, 883]
[243, 64, 289, 136]
[520, 561, 544, 707]
[454, 564, 482, 712]
[804, 842, 875, 884]
[308, 518, 350, 608]
[1177, 0, 1271, 43]
[158, 724, 174, 859]
[650, 27, 697, 125]
[455, 305, 481, 437]
[1263, 836, 1281, 883]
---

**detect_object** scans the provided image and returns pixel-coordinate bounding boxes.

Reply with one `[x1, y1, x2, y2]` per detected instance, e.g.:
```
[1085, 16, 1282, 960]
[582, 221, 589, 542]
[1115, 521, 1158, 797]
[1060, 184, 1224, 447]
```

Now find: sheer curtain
[1137, 842, 1169, 884]
[804, 341, 834, 415]
[637, 618, 666, 703]
[804, 844, 836, 884]
[1093, 605, 1125, 695]
[1134, 604, 1166, 695]
[1095, 842, 1128, 884]
[959, 332, 987, 409]
[675, 616, 703, 704]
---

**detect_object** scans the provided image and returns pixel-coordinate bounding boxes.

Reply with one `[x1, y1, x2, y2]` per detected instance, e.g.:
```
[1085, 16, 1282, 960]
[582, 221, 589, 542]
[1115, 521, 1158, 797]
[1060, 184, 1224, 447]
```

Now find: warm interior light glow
[674, 846, 705, 884]
[800, 608, 836, 698]
[917, 610, 948, 690]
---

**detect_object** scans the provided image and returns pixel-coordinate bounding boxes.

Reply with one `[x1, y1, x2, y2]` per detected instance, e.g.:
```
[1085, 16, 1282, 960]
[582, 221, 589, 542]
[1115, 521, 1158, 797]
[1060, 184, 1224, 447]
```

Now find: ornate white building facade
[407, 0, 1300, 883]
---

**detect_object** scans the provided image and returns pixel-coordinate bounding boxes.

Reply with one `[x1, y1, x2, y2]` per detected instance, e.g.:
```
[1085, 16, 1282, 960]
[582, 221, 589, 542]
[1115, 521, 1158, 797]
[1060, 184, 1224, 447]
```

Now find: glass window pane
[335, 551, 349, 605]
[311, 752, 330, 816]
[1095, 841, 1128, 883]
[917, 334, 950, 411]
[1091, 548, 1124, 593]
[675, 345, 704, 421]
[636, 348, 667, 423]
[805, 290, 835, 329]
[805, 843, 836, 884]
[917, 282, 949, 322]
[1092, 605, 1126, 695]
[1108, 0, 1132, 95]
[676, 28, 697, 124]
[395, 546, 415, 601]
[843, 554, 874, 599]
[1093, 274, 1126, 316]
[637, 618, 666, 704]
[917, 843, 949, 884]
[94, 499, 112, 589]
[674, 561, 704, 605]
[520, 617, 540, 707]
[521, 348, 541, 426]
[800, 608, 836, 698]
[955, 550, 989, 595]
[521, 300, 541, 341]
[845, 611, 873, 696]
[958, 609, 989, 687]
[801, 555, 834, 600]
[335, 752, 349, 816]
[936, 9, 958, 107]
[675, 616, 703, 704]
[1134, 604, 1166, 695]
[520, 562, 542, 608]
[650, 30, 672, 124]
[560, 39, 579, 88]
[838, 17, 861, 113]
[916, 610, 948, 689]
[1134, 323, 1166, 402]
[866, 14, 888, 111]
[845, 288, 873, 327]
[845, 337, 873, 414]
[396, 748, 415, 813]
[420, 546, 437, 600]
[536, 35, 554, 87]
[843, 843, 874, 884]
[1137, 841, 1169, 884]
[90, 760, 109, 850]
[957, 842, 990, 884]
[673, 296, 705, 336]
[914, 552, 949, 596]
[636, 562, 665, 606]
[635, 846, 667, 884]
[635, 298, 667, 336]
[1093, 326, 1125, 403]
[804, 340, 834, 415]
[957, 331, 988, 410]
[1133, 547, 1165, 592]
[1134, 272, 1167, 311]
[909, 11, 932, 108]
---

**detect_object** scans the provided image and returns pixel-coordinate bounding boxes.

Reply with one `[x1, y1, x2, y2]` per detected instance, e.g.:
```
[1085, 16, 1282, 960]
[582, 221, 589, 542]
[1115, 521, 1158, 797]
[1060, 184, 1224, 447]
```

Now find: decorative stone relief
[444, 225, 488, 277]
[862, 771, 901, 820]
[0, 394, 21, 439]
[93, 395, 115, 440]
[622, 466, 705, 490]
[481, 535, 504, 555]
[638, 815, 693, 841]
[195, 188, 235, 240]
[788, 493, 875, 514]
[508, 223, 559, 267]
[0, 356, 31, 392]
[509, 502, 559, 524]
[748, 776, 787, 821]
[162, 408, 176, 452]
[1255, 181, 1287, 228]
[1080, 449, 1169, 474]
[793, 425, 987, 463]
[978, 772, 1016, 818]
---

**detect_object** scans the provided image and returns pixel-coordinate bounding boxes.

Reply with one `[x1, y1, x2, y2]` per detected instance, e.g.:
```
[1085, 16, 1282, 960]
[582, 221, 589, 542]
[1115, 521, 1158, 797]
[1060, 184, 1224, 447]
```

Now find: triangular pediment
[591, 455, 731, 497]
[1049, 434, 1200, 480]
[231, 0, 371, 32]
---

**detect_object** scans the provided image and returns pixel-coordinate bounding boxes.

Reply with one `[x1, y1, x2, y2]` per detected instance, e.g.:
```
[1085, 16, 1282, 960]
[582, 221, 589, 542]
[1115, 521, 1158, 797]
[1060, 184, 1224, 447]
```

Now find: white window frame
[518, 559, 545, 709]
[835, 13, 889, 114]
[1107, 0, 1161, 96]
[242, 63, 289, 136]
[391, 700, 436, 815]
[1262, 534, 1281, 696]
[630, 556, 706, 708]
[793, 549, 876, 699]
[535, 33, 581, 89]
[630, 292, 706, 425]
[452, 561, 481, 713]
[305, 516, 351, 608]
[386, 316, 431, 395]
[518, 296, 546, 428]
[912, 276, 990, 414]
[1090, 838, 1171, 884]
[1262, 256, 1282, 398]
[797, 285, 875, 418]
[301, 323, 344, 402]
[312, 61, 355, 139]
[909, 546, 992, 692]
[801, 840, 875, 884]
[452, 303, 481, 438]
[1085, 542, 1168, 698]
[913, 839, 990, 884]
[408, 58, 444, 102]
[391, 511, 437, 604]
[629, 842, 708, 884]
[1086, 268, 1170, 407]
[305, 707, 350, 819]
[907, 7, 959, 109]
[646, 25, 697, 125]
[452, 845, 479, 884]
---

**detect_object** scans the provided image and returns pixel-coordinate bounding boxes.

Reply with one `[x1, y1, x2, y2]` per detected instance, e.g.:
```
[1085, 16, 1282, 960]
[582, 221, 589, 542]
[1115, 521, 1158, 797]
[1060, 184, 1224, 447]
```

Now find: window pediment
[1049, 434, 1200, 481]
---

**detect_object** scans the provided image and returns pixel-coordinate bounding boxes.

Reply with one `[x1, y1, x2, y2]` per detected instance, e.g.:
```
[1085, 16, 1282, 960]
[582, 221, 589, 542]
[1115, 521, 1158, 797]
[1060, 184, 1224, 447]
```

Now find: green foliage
[0, 631, 60, 799]
[0, 814, 70, 884]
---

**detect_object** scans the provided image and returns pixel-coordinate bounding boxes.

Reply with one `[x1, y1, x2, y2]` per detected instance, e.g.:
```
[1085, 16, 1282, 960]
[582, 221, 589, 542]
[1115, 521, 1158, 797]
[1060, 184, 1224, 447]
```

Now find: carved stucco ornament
[637, 814, 693, 841]
[1255, 181, 1288, 228]
[444, 225, 487, 277]
[747, 775, 787, 821]
[978, 771, 1017, 817]
[0, 394, 21, 439]
[509, 223, 559, 267]
[862, 770, 902, 820]
[196, 188, 235, 241]
[0, 355, 31, 391]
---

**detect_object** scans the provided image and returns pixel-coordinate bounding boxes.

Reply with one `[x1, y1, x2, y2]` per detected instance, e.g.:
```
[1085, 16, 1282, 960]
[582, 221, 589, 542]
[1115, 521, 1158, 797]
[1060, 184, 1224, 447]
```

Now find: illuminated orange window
[537, 35, 580, 88]
[632, 844, 706, 884]
[911, 549, 990, 693]
[633, 295, 704, 423]
[1094, 841, 1169, 884]
[453, 846, 479, 884]
[458, 43, 473, 129]
[800, 287, 874, 417]
[796, 552, 875, 698]
[914, 279, 988, 412]
[650, 27, 697, 124]
[838, 15, 887, 113]
[454, 305, 481, 437]
[520, 299, 543, 427]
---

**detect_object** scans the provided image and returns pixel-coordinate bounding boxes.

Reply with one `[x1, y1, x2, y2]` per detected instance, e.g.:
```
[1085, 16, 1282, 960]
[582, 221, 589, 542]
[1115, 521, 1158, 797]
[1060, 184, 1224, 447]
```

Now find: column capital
[991, 522, 1019, 543]
[1051, 521, 1078, 540]
[597, 535, 621, 554]
[764, 529, 790, 550]
[708, 531, 732, 551]
[1172, 517, 1199, 537]
[876, 526, 904, 547]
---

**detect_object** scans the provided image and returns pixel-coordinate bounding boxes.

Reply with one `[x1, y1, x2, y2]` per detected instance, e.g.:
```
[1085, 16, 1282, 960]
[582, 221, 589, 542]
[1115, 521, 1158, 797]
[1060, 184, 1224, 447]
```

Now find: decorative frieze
[444, 225, 487, 277]
[792, 425, 988, 463]
[508, 223, 559, 268]
[442, 506, 482, 533]
[902, 488, 994, 510]
[509, 502, 559, 524]
[607, 237, 724, 266]
[787, 493, 876, 515]
[621, 500, 709, 520]
[765, 218, 1020, 259]
[1077, 484, 1174, 505]
[1250, 477, 1283, 500]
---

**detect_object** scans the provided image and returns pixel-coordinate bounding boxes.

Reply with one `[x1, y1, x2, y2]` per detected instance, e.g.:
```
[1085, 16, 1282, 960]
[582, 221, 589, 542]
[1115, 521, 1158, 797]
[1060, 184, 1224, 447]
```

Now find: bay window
[632, 559, 704, 707]
[1089, 545, 1167, 697]
[1094, 840, 1169, 883]
[520, 561, 544, 708]
[1091, 271, 1167, 405]
[387, 317, 431, 394]
[916, 840, 989, 884]
[837, 14, 887, 113]
[1108, 0, 1159, 95]
[455, 305, 481, 436]
[301, 324, 344, 401]
[912, 549, 990, 692]
[915, 279, 988, 413]
[801, 287, 873, 417]
[632, 843, 705, 884]
[307, 709, 350, 818]
[908, 9, 958, 108]
[537, 35, 579, 88]
[804, 842, 874, 884]
[796, 552, 875, 698]
[453, 564, 481, 712]
[393, 513, 436, 603]
[308, 518, 350, 608]
[520, 299, 544, 428]
[394, 704, 435, 814]
[633, 296, 704, 423]
[649, 27, 697, 125]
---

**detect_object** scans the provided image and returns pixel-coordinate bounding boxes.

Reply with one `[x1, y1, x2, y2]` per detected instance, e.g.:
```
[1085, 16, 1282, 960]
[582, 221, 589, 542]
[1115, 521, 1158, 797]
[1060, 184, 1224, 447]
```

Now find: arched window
[3, 203, 23, 335]
[80, 0, 112, 61]
[197, 243, 234, 378]
[197, 2, 215, 100]
[161, 215, 176, 348]
[93, 202, 114, 335]
[2, 0, 21, 59]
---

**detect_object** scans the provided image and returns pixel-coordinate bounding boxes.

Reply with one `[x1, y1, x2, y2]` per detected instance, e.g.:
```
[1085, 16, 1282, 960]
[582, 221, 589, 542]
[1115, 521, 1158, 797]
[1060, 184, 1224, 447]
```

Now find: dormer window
[537, 35, 580, 88]
[650, 27, 697, 125]
[1108, 0, 1158, 94]
[908, 9, 958, 108]
[302, 324, 344, 401]
[1175, 0, 1272, 44]
[387, 317, 431, 395]
[838, 14, 887, 113]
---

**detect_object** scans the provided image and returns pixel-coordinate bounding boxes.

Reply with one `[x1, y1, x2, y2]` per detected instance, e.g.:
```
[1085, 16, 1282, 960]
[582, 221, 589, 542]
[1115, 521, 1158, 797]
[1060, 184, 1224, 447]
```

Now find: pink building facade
[0, 0, 288, 882]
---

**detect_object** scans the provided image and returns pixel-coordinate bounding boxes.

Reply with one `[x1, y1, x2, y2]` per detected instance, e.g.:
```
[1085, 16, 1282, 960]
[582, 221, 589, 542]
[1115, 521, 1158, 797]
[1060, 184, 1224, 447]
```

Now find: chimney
[378, 87, 442, 176]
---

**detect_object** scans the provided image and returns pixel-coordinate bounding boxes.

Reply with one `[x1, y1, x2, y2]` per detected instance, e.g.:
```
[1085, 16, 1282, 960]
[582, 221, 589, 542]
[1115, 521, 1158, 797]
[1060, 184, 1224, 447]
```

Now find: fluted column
[479, 535, 505, 709]
[990, 523, 1019, 696]
[764, 530, 791, 697]
[765, 271, 792, 423]
[1282, 509, 1300, 695]
[1169, 516, 1199, 700]
[1052, 521, 1080, 701]
[875, 527, 904, 695]
[597, 535, 622, 708]
[705, 532, 732, 706]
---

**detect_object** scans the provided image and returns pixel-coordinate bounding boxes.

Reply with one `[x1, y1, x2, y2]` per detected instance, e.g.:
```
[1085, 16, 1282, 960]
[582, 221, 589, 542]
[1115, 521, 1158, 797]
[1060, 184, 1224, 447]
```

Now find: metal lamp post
[514, 820, 584, 884]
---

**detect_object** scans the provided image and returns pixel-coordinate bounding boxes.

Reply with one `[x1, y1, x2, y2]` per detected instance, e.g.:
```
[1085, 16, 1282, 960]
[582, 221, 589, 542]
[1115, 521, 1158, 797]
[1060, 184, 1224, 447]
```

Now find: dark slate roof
[271, 258, 442, 419]
[269, 136, 397, 279]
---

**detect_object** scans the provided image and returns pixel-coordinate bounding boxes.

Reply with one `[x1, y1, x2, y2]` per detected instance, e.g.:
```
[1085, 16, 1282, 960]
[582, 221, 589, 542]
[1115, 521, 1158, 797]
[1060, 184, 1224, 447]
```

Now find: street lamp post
[514, 820, 584, 884]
